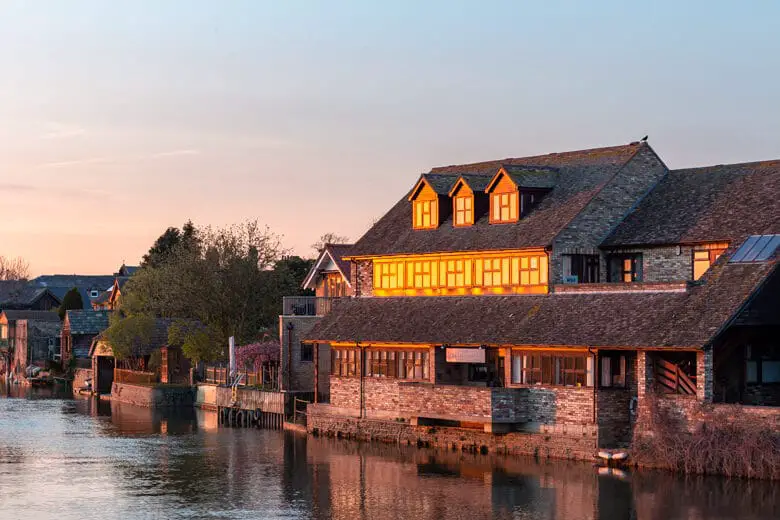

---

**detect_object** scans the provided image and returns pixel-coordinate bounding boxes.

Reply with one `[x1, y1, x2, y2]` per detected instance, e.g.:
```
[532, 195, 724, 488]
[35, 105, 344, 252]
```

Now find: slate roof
[66, 309, 112, 335]
[0, 310, 59, 322]
[29, 320, 62, 338]
[304, 254, 776, 349]
[349, 143, 645, 257]
[326, 244, 354, 282]
[0, 282, 58, 309]
[603, 160, 780, 247]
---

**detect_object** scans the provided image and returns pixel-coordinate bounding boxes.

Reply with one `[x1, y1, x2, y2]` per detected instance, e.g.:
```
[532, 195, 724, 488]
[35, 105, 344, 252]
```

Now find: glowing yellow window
[413, 199, 437, 229]
[483, 258, 503, 287]
[454, 196, 473, 226]
[693, 246, 726, 280]
[413, 261, 432, 288]
[491, 192, 518, 223]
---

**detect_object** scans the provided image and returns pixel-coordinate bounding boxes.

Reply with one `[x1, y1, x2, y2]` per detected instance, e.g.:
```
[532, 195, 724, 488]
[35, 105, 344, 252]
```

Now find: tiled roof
[66, 309, 112, 335]
[349, 143, 644, 257]
[0, 310, 59, 322]
[29, 320, 62, 337]
[0, 282, 56, 308]
[304, 255, 776, 349]
[603, 160, 780, 247]
[325, 244, 354, 282]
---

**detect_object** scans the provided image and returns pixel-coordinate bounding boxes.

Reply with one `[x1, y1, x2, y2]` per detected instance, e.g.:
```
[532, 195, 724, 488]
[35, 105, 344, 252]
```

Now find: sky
[1, 1, 779, 275]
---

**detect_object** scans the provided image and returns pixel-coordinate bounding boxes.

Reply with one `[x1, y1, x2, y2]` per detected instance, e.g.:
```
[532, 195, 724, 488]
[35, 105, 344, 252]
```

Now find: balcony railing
[282, 296, 345, 316]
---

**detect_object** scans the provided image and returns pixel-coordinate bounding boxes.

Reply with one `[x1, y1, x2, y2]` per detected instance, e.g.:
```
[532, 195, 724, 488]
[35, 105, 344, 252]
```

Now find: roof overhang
[302, 249, 352, 290]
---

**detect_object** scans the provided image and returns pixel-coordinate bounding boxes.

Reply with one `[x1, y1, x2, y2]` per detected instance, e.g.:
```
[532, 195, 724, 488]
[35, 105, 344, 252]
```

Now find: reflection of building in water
[305, 436, 600, 520]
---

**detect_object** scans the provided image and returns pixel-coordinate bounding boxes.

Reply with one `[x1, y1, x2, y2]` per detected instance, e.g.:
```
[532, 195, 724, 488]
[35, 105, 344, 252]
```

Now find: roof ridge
[672, 158, 780, 173]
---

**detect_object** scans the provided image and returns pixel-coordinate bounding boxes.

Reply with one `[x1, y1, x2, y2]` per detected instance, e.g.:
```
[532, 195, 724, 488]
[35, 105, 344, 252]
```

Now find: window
[482, 258, 503, 287]
[563, 254, 600, 283]
[445, 259, 466, 287]
[412, 261, 433, 288]
[377, 262, 404, 289]
[511, 351, 594, 387]
[90, 290, 99, 298]
[491, 192, 518, 223]
[608, 254, 642, 282]
[413, 199, 437, 229]
[300, 342, 313, 362]
[397, 350, 429, 380]
[454, 195, 474, 226]
[331, 348, 359, 377]
[600, 353, 627, 388]
[520, 192, 539, 218]
[746, 345, 780, 384]
[693, 245, 727, 280]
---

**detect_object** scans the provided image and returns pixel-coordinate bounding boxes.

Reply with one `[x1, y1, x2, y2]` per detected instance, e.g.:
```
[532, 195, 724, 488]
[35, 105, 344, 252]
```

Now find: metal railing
[204, 364, 279, 390]
[282, 296, 345, 316]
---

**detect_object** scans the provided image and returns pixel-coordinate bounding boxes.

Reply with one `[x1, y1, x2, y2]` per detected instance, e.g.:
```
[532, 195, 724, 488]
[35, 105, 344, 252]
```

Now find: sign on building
[445, 347, 485, 364]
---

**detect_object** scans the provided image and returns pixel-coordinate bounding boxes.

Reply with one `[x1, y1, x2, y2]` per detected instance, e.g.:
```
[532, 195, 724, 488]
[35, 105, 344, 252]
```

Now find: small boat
[598, 450, 629, 461]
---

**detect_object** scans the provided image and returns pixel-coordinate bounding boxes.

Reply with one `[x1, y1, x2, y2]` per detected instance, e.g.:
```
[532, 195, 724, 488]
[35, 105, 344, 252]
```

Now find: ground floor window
[746, 345, 780, 384]
[600, 352, 627, 388]
[300, 342, 313, 362]
[333, 348, 429, 381]
[511, 351, 594, 387]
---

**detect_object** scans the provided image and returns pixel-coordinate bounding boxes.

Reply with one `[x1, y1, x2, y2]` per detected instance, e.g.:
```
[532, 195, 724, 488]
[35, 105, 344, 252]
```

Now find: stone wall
[307, 407, 598, 461]
[551, 145, 668, 284]
[604, 245, 693, 282]
[398, 383, 493, 421]
[279, 315, 330, 398]
[111, 382, 195, 408]
[196, 383, 217, 409]
[351, 260, 374, 297]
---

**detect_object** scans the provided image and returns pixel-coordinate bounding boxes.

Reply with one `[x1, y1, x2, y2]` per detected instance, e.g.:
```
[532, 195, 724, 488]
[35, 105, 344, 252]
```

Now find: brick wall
[111, 382, 195, 408]
[551, 145, 668, 284]
[351, 260, 374, 297]
[603, 245, 693, 282]
[399, 383, 494, 420]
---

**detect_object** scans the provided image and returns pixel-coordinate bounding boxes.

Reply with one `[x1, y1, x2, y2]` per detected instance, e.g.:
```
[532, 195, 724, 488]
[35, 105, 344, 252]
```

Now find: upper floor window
[454, 195, 473, 226]
[491, 192, 518, 223]
[608, 253, 643, 282]
[692, 243, 728, 280]
[563, 254, 600, 284]
[413, 199, 437, 229]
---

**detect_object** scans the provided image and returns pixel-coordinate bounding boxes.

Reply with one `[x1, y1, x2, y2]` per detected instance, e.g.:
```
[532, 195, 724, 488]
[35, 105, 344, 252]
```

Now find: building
[279, 244, 354, 400]
[10, 319, 62, 379]
[0, 282, 61, 311]
[61, 309, 111, 369]
[302, 141, 779, 456]
[0, 310, 60, 377]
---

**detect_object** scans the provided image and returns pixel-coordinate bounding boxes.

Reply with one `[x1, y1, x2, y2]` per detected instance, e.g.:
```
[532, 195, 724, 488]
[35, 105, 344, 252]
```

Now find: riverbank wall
[111, 382, 195, 408]
[307, 404, 598, 461]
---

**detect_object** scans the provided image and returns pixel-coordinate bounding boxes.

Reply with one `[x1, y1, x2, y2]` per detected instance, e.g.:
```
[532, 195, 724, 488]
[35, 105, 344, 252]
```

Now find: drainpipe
[313, 342, 319, 404]
[357, 341, 364, 419]
[286, 322, 294, 392]
[588, 347, 597, 425]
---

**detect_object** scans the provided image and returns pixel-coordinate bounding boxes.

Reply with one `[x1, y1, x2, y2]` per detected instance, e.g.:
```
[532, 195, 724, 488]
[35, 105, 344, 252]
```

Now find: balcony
[282, 296, 345, 317]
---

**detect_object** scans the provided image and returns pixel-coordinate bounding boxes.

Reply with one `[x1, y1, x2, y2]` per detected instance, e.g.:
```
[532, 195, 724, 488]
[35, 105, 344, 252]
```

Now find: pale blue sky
[1, 1, 779, 274]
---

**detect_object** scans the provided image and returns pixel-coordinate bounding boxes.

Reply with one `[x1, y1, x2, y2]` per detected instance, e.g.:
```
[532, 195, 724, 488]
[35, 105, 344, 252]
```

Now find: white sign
[446, 348, 485, 364]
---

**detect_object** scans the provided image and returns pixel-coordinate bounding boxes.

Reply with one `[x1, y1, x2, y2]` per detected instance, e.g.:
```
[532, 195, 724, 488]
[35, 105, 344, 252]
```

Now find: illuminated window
[413, 199, 437, 229]
[693, 246, 727, 280]
[512, 351, 594, 387]
[446, 259, 466, 287]
[412, 261, 432, 288]
[491, 192, 518, 223]
[454, 196, 473, 226]
[483, 258, 503, 287]
[378, 262, 404, 289]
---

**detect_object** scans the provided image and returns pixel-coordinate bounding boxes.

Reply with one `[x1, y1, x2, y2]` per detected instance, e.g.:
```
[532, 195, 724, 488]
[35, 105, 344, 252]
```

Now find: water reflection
[0, 389, 778, 520]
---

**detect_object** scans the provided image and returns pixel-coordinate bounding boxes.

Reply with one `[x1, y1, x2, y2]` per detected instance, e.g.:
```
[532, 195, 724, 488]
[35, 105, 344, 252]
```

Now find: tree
[141, 220, 199, 268]
[310, 232, 349, 255]
[0, 256, 30, 281]
[119, 220, 293, 363]
[58, 287, 84, 320]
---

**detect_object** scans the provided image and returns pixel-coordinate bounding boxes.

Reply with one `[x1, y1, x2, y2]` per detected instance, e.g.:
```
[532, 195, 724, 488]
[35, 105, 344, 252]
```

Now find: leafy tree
[58, 287, 84, 320]
[141, 220, 199, 268]
[310, 232, 349, 255]
[119, 220, 293, 363]
[102, 313, 156, 361]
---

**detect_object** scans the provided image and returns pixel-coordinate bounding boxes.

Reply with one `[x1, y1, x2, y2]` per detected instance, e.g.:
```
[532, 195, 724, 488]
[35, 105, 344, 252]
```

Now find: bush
[633, 398, 780, 479]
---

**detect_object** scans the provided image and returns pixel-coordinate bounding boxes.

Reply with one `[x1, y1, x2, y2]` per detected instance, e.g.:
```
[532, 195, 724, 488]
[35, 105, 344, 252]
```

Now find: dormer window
[491, 192, 518, 223]
[448, 178, 475, 227]
[485, 166, 555, 224]
[409, 176, 440, 230]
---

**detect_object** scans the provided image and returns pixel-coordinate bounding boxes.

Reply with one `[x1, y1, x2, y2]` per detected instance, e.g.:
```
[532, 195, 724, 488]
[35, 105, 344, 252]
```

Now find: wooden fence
[655, 358, 697, 395]
[114, 368, 157, 385]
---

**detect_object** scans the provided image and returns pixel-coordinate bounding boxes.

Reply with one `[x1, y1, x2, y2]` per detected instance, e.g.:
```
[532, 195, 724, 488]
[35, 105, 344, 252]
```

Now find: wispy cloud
[0, 183, 38, 193]
[145, 149, 201, 159]
[37, 157, 112, 169]
[40, 122, 87, 140]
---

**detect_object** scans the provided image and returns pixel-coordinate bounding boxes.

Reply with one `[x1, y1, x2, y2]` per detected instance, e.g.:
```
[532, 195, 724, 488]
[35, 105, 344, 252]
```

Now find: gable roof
[602, 160, 780, 248]
[485, 165, 559, 193]
[0, 282, 59, 309]
[0, 310, 59, 323]
[65, 309, 112, 335]
[303, 244, 354, 290]
[304, 253, 776, 349]
[348, 143, 644, 257]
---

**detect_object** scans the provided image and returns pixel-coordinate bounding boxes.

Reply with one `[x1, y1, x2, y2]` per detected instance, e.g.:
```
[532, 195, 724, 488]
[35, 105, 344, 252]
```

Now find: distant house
[90, 318, 192, 394]
[61, 309, 111, 369]
[32, 274, 118, 310]
[0, 310, 59, 376]
[0, 281, 61, 311]
[115, 264, 139, 277]
[92, 277, 129, 311]
[11, 319, 61, 378]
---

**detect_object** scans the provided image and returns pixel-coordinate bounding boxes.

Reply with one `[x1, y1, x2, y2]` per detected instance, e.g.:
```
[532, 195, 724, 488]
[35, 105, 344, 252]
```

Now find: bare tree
[0, 256, 30, 281]
[310, 232, 350, 255]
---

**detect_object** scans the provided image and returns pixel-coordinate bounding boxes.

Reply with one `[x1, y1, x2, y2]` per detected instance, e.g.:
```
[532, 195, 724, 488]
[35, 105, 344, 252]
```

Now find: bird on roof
[640, 135, 648, 142]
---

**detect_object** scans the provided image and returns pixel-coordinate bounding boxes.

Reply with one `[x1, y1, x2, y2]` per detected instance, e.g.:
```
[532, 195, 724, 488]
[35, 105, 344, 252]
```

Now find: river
[0, 386, 777, 520]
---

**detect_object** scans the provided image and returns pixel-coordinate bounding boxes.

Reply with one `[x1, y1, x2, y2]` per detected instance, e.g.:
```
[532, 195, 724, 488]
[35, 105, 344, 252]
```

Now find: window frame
[453, 195, 474, 227]
[511, 351, 593, 387]
[413, 199, 438, 230]
[746, 345, 780, 385]
[692, 245, 727, 280]
[490, 191, 519, 224]
[300, 342, 313, 363]
[607, 253, 643, 283]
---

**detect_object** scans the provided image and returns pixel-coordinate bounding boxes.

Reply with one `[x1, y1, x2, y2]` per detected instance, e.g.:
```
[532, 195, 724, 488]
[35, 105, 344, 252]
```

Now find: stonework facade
[279, 316, 330, 398]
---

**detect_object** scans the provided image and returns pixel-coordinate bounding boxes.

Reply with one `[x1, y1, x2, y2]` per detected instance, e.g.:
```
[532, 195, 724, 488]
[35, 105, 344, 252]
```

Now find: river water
[0, 386, 777, 520]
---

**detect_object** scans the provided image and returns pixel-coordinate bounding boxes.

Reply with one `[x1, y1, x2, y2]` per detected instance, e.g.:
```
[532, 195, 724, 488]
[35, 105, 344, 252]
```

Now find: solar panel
[729, 234, 780, 263]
